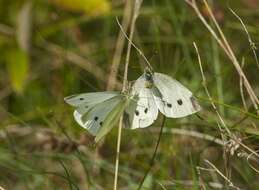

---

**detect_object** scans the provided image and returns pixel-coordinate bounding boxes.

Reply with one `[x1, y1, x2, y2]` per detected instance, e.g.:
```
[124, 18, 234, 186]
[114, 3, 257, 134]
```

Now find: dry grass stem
[228, 7, 259, 69]
[116, 18, 152, 70]
[106, 1, 132, 90]
[193, 42, 259, 177]
[186, 0, 259, 112]
[202, 0, 258, 108]
[150, 127, 225, 146]
[240, 58, 248, 111]
[204, 160, 241, 190]
[194, 41, 233, 183]
[247, 150, 259, 173]
[160, 179, 224, 189]
[114, 1, 143, 190]
[122, 0, 143, 91]
[193, 42, 231, 136]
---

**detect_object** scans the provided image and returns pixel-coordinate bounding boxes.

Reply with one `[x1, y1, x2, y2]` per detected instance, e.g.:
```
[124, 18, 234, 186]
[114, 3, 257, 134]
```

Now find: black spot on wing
[100, 122, 103, 126]
[167, 103, 172, 108]
[177, 99, 183, 105]
[135, 110, 139, 116]
[94, 116, 98, 121]
[79, 97, 84, 101]
[144, 108, 148, 114]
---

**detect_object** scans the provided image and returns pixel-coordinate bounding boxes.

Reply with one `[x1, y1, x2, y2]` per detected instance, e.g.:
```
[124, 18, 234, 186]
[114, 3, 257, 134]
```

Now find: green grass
[0, 0, 259, 189]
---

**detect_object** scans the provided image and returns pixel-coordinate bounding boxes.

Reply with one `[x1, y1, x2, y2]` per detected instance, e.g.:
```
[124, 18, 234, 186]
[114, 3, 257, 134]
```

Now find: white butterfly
[64, 69, 200, 138]
[124, 68, 201, 129]
[64, 91, 136, 142]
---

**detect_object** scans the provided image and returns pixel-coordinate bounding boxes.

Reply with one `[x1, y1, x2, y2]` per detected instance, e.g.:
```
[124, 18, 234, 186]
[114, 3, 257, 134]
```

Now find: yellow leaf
[6, 48, 29, 93]
[50, 0, 111, 16]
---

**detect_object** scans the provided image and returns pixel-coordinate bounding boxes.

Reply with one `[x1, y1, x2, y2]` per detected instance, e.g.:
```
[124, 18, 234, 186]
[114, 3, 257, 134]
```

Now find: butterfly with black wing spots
[64, 68, 201, 138]
[124, 86, 158, 129]
[124, 68, 201, 129]
[64, 91, 137, 142]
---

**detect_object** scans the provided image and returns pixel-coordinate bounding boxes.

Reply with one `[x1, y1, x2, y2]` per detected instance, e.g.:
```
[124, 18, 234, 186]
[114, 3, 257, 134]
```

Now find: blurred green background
[0, 0, 259, 189]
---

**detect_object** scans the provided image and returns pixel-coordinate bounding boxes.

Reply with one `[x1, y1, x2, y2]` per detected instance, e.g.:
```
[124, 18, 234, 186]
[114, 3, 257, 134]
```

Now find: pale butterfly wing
[73, 95, 125, 136]
[124, 75, 159, 129]
[64, 91, 120, 115]
[153, 72, 200, 118]
[95, 95, 129, 142]
[64, 91, 120, 107]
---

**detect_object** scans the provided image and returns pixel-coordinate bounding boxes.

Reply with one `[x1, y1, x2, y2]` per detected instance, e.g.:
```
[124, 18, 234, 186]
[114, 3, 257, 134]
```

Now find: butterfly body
[143, 69, 154, 89]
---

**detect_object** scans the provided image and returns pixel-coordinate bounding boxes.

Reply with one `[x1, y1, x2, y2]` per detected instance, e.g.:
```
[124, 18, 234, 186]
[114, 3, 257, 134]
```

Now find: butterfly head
[144, 67, 154, 88]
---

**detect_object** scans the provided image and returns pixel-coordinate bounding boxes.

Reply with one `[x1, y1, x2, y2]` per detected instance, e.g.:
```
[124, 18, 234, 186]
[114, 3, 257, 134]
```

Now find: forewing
[95, 97, 128, 142]
[125, 75, 159, 129]
[153, 73, 201, 118]
[73, 95, 124, 136]
[64, 91, 120, 107]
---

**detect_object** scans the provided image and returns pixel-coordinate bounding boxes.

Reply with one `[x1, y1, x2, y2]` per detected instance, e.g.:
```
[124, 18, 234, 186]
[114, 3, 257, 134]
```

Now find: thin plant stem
[211, 37, 225, 116]
[240, 58, 248, 111]
[202, 0, 258, 108]
[107, 0, 132, 90]
[58, 159, 78, 190]
[185, 0, 259, 112]
[116, 18, 153, 71]
[247, 150, 259, 173]
[193, 42, 231, 136]
[194, 40, 232, 180]
[137, 116, 166, 190]
[113, 117, 124, 190]
[113, 1, 143, 190]
[228, 6, 259, 69]
[204, 160, 241, 190]
[56, 120, 91, 189]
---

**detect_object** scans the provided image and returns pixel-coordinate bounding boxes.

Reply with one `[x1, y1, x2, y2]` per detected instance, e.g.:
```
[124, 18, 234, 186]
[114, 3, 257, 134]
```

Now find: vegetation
[0, 0, 258, 189]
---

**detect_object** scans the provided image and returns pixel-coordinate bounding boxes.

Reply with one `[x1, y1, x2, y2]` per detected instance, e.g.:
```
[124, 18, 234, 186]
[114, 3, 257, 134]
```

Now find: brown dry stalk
[106, 1, 132, 90]
[194, 42, 259, 164]
[205, 160, 241, 190]
[228, 7, 259, 69]
[202, 0, 258, 107]
[193, 42, 231, 136]
[113, 1, 143, 190]
[240, 58, 248, 111]
[194, 41, 232, 182]
[185, 0, 258, 113]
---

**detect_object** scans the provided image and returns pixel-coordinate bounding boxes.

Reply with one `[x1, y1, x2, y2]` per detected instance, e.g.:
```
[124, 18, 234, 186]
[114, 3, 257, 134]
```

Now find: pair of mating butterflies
[64, 69, 201, 141]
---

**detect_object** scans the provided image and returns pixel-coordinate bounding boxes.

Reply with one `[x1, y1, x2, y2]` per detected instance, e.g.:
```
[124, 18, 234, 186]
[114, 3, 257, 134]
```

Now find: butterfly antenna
[116, 17, 153, 71]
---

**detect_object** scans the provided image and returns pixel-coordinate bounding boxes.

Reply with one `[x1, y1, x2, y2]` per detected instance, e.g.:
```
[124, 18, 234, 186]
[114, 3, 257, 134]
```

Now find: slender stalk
[107, 1, 132, 90]
[113, 1, 143, 190]
[212, 37, 225, 116]
[228, 6, 259, 69]
[116, 18, 153, 71]
[205, 160, 241, 190]
[113, 117, 124, 190]
[240, 58, 248, 111]
[185, 0, 259, 112]
[194, 42, 231, 183]
[202, 0, 258, 107]
[193, 42, 231, 136]
[137, 116, 166, 190]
